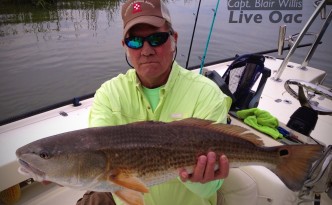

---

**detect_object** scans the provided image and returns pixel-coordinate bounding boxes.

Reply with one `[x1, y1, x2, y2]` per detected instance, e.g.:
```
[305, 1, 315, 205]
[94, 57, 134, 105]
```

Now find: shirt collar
[163, 61, 180, 92]
[133, 61, 181, 92]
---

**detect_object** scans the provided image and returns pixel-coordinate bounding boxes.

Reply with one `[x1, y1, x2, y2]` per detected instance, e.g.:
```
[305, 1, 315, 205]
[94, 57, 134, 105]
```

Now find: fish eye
[39, 151, 50, 159]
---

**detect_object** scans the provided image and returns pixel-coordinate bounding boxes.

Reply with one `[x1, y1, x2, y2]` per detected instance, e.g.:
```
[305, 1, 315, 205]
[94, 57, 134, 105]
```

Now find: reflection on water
[0, 0, 128, 123]
[0, 0, 331, 123]
[0, 0, 122, 37]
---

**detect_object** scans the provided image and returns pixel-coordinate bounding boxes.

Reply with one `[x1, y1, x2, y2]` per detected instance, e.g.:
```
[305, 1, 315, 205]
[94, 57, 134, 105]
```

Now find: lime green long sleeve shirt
[89, 61, 232, 205]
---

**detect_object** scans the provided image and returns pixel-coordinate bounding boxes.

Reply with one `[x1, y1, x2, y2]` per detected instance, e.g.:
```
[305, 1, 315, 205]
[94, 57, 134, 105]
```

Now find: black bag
[206, 54, 271, 111]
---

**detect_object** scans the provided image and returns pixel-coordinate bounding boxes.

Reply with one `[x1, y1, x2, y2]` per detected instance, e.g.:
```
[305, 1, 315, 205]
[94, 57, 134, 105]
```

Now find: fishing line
[185, 0, 202, 69]
[199, 0, 221, 74]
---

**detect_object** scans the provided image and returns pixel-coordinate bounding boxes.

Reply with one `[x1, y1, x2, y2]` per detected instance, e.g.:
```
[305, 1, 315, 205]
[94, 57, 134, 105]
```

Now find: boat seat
[217, 166, 297, 205]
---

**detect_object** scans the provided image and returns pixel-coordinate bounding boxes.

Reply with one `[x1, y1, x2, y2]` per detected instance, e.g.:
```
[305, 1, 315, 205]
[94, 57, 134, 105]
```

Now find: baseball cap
[121, 0, 172, 38]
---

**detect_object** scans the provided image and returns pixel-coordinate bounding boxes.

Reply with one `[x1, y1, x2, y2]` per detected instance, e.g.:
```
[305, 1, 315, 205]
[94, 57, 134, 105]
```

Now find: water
[0, 0, 331, 123]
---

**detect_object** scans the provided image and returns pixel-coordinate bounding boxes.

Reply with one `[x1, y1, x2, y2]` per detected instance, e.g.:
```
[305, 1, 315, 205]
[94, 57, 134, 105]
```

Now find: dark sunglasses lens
[125, 32, 170, 49]
[147, 33, 169, 47]
[125, 37, 143, 49]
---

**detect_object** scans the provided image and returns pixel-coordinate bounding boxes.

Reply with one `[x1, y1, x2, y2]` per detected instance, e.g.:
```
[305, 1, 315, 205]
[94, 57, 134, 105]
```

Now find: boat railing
[273, 0, 332, 82]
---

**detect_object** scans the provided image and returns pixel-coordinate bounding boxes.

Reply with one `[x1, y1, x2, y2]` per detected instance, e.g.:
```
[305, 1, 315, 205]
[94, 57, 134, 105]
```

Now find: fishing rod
[185, 0, 202, 69]
[199, 0, 221, 74]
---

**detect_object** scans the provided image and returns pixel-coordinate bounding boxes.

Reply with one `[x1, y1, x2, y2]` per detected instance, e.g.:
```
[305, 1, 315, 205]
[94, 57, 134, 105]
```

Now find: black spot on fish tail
[273, 144, 323, 191]
[279, 149, 289, 157]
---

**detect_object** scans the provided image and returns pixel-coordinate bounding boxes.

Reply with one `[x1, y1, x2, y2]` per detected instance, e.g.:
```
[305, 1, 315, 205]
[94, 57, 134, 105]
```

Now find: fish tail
[274, 144, 323, 191]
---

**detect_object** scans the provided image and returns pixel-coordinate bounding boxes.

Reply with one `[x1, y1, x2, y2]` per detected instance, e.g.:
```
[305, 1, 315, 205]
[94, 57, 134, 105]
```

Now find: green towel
[236, 108, 283, 139]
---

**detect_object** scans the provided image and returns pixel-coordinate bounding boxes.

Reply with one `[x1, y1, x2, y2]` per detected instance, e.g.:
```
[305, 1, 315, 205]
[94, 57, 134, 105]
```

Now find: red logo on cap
[133, 3, 142, 13]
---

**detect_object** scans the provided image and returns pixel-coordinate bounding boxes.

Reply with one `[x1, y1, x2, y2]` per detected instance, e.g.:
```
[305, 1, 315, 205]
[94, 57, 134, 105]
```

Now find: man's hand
[179, 152, 229, 183]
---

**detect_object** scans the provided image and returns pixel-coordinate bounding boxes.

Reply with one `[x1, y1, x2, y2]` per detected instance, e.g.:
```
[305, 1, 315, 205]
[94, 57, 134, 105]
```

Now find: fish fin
[114, 189, 144, 205]
[169, 118, 214, 127]
[238, 131, 265, 146]
[109, 173, 149, 193]
[208, 123, 265, 146]
[172, 118, 265, 146]
[273, 144, 323, 191]
[130, 121, 166, 126]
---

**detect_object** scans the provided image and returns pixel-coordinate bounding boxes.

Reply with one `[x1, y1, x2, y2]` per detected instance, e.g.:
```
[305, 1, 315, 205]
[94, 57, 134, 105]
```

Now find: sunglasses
[124, 32, 171, 49]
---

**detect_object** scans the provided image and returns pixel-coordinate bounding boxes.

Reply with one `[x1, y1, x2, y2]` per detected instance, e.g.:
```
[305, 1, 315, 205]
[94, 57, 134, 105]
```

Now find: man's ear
[171, 32, 178, 52]
[170, 36, 176, 52]
[122, 40, 130, 57]
[125, 47, 130, 58]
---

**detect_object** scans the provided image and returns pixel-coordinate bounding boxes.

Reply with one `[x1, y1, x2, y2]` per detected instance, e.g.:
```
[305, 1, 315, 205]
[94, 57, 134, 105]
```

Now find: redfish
[16, 118, 323, 205]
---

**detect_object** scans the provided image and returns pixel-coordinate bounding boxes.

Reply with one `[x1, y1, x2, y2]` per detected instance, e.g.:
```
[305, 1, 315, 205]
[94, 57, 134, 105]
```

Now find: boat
[0, 0, 331, 204]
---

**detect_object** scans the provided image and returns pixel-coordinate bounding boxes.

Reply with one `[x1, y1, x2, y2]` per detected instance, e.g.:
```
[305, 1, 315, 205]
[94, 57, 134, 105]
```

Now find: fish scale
[100, 123, 282, 177]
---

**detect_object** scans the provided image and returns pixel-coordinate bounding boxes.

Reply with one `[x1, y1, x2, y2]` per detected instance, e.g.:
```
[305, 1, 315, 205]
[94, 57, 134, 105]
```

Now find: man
[77, 0, 232, 204]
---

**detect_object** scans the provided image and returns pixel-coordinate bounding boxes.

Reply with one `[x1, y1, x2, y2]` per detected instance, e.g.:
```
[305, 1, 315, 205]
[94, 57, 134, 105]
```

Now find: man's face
[123, 23, 177, 88]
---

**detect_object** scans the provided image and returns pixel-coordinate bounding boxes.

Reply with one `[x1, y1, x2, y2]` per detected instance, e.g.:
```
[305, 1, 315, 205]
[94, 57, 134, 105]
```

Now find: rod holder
[321, 5, 326, 19]
[277, 25, 286, 56]
[273, 0, 326, 81]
